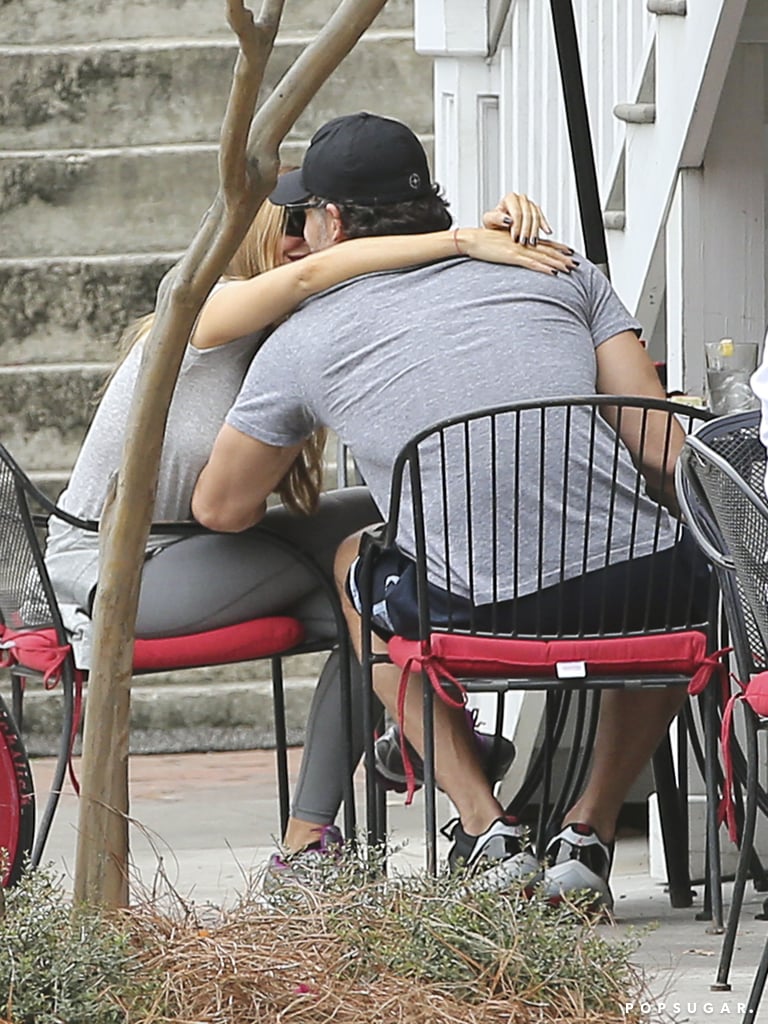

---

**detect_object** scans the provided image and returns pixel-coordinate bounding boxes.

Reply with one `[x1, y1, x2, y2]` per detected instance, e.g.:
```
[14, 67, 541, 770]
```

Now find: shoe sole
[541, 860, 614, 912]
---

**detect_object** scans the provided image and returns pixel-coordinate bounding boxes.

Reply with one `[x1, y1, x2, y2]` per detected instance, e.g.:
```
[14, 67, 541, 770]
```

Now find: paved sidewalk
[31, 750, 768, 1024]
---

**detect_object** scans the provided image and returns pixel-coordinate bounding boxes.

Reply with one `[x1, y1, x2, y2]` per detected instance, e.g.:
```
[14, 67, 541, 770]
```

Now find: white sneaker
[541, 823, 614, 910]
[445, 815, 540, 894]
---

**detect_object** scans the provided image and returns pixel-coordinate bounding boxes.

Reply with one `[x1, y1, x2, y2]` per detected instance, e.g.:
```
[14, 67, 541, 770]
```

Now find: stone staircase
[0, 0, 433, 752]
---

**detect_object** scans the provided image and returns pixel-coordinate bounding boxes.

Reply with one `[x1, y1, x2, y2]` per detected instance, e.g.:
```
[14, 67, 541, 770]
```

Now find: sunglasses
[284, 208, 306, 238]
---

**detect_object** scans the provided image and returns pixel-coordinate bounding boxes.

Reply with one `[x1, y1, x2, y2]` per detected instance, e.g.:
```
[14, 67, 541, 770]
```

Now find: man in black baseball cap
[198, 107, 697, 911]
[270, 111, 436, 208]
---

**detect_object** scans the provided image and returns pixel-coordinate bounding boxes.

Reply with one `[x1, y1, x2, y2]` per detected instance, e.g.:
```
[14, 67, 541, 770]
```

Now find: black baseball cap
[270, 112, 434, 207]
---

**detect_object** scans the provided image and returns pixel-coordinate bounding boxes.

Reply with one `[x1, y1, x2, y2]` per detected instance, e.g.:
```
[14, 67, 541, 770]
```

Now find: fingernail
[552, 270, 559, 276]
[572, 260, 580, 266]
[502, 216, 513, 225]
[531, 238, 538, 246]
[520, 237, 528, 245]
[514, 234, 520, 243]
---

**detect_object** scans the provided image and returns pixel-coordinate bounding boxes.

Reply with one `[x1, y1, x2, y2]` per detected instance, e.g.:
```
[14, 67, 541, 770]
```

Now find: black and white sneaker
[445, 815, 539, 893]
[542, 823, 615, 910]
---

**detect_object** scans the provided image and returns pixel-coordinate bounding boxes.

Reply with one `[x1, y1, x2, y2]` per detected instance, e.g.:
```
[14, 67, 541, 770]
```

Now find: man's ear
[324, 203, 347, 242]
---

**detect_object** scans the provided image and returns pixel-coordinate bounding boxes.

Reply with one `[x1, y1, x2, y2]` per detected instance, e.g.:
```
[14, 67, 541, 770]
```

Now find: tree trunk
[73, 0, 389, 907]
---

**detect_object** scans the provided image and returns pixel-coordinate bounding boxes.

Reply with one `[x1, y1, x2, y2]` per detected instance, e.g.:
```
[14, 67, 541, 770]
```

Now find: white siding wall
[415, 0, 762, 395]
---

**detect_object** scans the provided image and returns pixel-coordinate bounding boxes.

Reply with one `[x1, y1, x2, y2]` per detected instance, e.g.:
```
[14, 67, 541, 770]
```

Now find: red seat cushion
[132, 617, 305, 671]
[0, 618, 305, 676]
[387, 630, 710, 679]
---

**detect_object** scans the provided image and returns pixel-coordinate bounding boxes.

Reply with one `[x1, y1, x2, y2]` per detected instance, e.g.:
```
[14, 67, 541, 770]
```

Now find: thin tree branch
[74, 0, 389, 908]
[220, 0, 282, 200]
[250, 0, 390, 152]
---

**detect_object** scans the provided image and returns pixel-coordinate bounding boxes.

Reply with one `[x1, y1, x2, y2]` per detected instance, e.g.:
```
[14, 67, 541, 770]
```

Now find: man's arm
[191, 424, 304, 532]
[595, 330, 684, 516]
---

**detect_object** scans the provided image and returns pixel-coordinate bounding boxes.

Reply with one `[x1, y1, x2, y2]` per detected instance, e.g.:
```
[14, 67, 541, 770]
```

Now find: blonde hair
[224, 198, 286, 278]
[108, 182, 328, 517]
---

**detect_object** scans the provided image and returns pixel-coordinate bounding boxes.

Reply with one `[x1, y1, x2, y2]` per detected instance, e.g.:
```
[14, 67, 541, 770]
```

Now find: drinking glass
[704, 340, 759, 416]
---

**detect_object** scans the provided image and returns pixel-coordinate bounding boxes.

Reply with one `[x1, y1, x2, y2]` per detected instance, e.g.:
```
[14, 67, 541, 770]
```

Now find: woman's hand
[457, 228, 577, 276]
[483, 192, 552, 246]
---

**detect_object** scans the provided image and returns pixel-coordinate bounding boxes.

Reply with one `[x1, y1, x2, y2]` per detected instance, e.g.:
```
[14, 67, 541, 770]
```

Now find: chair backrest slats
[391, 396, 711, 642]
[677, 411, 768, 678]
[0, 452, 61, 634]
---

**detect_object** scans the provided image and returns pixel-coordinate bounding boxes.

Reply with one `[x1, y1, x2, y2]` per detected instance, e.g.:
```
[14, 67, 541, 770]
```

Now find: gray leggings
[136, 487, 378, 826]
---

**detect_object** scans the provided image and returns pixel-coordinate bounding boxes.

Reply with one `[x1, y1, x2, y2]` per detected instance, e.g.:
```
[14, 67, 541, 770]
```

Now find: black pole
[548, 0, 610, 277]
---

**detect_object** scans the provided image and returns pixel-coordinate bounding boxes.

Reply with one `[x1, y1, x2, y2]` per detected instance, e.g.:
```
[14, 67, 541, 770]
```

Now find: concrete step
[1, 145, 220, 258]
[6, 368, 344, 474]
[7, 673, 322, 757]
[0, 0, 415, 44]
[0, 363, 106, 471]
[0, 254, 175, 364]
[1, 36, 431, 151]
[4, 128, 434, 260]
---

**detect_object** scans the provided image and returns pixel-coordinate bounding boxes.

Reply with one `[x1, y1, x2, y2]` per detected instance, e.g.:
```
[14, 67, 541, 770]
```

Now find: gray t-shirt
[226, 256, 674, 601]
[46, 328, 263, 617]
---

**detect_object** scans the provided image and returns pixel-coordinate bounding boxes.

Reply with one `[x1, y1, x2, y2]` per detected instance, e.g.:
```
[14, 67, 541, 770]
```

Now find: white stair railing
[416, 0, 747, 361]
[606, 0, 746, 327]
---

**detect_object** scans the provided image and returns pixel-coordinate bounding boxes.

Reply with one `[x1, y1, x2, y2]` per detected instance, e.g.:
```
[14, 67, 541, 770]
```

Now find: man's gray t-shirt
[226, 256, 674, 602]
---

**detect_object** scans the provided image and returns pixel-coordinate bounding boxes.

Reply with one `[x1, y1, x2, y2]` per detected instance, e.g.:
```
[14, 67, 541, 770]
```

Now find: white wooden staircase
[415, 0, 764, 399]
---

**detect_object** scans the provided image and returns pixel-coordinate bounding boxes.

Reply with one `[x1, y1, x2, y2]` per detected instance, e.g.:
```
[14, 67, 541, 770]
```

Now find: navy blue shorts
[347, 532, 712, 641]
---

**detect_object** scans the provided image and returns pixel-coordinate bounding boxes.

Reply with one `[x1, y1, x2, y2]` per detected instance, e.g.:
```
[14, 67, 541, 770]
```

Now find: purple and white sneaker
[263, 824, 344, 893]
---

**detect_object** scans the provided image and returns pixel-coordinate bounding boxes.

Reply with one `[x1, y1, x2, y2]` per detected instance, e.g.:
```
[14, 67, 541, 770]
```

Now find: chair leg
[714, 707, 760, 991]
[651, 732, 694, 909]
[535, 692, 557, 856]
[549, 690, 593, 837]
[271, 656, 290, 839]
[361, 668, 386, 856]
[11, 675, 23, 732]
[31, 667, 75, 868]
[423, 682, 438, 875]
[742, 935, 768, 1024]
[703, 682, 725, 931]
[337, 637, 357, 840]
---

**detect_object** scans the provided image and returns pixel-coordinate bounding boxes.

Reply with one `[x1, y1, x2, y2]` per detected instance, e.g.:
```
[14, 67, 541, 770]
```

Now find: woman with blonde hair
[44, 181, 573, 873]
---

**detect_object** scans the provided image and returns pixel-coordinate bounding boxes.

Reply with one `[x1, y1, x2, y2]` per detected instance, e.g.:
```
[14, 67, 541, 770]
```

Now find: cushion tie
[396, 646, 467, 806]
[0, 626, 84, 794]
[719, 671, 768, 843]
[0, 628, 71, 689]
[687, 645, 732, 702]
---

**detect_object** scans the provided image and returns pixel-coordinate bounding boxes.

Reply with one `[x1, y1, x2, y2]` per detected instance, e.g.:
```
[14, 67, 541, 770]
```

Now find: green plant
[319, 855, 648, 1019]
[0, 868, 156, 1024]
[0, 850, 653, 1024]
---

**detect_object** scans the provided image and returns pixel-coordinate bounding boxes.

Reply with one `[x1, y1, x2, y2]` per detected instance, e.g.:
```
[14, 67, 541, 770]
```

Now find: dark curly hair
[322, 188, 453, 238]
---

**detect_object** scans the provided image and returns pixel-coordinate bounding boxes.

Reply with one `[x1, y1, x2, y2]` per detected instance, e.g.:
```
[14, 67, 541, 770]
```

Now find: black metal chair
[358, 395, 722, 911]
[0, 442, 357, 886]
[675, 410, 768, 1014]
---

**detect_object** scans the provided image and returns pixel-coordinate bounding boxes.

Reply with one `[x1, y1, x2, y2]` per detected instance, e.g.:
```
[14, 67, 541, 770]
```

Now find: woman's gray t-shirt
[46, 329, 263, 620]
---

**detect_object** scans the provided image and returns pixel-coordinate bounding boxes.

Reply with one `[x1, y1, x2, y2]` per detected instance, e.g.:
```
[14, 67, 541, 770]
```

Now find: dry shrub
[122, 860, 651, 1024]
[0, 856, 654, 1024]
